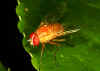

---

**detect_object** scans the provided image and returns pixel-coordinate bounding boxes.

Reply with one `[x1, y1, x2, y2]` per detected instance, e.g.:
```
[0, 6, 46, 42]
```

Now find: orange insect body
[36, 23, 64, 43]
[29, 22, 80, 47]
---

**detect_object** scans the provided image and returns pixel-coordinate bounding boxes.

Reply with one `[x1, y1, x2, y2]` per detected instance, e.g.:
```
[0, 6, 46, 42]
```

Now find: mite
[28, 21, 80, 70]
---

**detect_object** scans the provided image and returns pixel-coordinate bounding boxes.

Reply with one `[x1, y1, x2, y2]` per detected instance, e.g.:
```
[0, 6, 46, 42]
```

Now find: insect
[28, 21, 80, 70]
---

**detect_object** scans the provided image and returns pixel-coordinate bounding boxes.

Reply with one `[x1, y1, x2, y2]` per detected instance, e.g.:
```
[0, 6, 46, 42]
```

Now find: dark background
[3, 0, 37, 71]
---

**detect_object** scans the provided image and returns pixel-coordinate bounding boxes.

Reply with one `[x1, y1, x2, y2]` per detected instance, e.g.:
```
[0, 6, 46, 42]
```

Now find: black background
[4, 0, 37, 71]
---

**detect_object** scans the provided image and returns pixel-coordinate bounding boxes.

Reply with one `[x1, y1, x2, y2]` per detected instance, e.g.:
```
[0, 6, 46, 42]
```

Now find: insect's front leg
[41, 43, 45, 57]
[39, 43, 45, 71]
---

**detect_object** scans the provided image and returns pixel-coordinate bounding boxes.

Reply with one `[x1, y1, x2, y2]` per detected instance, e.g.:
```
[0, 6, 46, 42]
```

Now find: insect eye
[30, 32, 35, 38]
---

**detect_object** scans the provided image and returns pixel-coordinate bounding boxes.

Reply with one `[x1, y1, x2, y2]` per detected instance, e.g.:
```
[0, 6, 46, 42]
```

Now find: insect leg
[54, 47, 60, 67]
[48, 41, 60, 66]
[39, 43, 45, 71]
[48, 41, 60, 46]
[52, 38, 66, 42]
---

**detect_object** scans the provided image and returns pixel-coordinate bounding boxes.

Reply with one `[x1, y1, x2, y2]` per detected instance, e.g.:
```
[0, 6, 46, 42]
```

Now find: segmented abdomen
[36, 23, 64, 43]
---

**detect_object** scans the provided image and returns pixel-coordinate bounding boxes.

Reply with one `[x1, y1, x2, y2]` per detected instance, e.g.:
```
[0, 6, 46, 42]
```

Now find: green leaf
[16, 0, 100, 71]
[0, 62, 7, 71]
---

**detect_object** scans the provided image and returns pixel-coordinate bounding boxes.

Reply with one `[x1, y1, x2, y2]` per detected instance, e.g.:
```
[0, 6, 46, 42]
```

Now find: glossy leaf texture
[16, 0, 100, 71]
